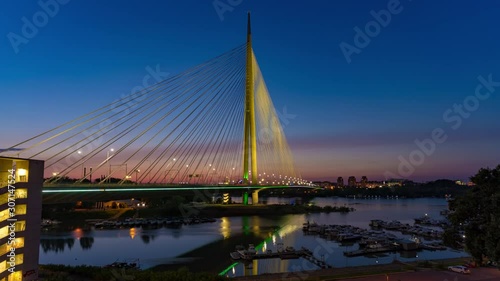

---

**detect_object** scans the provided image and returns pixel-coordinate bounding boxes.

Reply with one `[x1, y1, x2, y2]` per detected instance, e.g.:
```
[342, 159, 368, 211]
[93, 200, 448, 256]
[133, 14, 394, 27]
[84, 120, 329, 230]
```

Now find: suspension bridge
[1, 14, 313, 204]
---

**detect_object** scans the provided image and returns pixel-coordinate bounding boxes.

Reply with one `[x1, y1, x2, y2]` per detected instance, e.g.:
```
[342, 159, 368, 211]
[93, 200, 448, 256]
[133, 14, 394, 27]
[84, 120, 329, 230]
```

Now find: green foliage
[40, 264, 227, 281]
[42, 209, 121, 222]
[447, 165, 500, 264]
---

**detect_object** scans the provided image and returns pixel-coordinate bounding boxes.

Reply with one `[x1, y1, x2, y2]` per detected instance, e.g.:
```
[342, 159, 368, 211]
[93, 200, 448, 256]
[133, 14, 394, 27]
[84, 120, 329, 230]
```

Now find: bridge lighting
[52, 172, 58, 176]
[77, 150, 82, 154]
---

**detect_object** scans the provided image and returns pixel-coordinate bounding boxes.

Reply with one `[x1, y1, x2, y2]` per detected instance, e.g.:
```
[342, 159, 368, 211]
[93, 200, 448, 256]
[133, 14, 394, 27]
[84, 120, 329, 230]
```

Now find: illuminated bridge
[1, 14, 311, 204]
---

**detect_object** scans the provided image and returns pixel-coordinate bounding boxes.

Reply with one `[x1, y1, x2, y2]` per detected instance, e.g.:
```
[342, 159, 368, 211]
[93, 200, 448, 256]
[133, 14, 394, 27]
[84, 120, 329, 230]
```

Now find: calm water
[39, 197, 468, 277]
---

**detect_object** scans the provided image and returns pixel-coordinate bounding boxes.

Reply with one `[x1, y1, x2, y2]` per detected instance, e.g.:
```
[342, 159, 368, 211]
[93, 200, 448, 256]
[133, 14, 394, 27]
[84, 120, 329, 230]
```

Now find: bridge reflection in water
[220, 224, 302, 277]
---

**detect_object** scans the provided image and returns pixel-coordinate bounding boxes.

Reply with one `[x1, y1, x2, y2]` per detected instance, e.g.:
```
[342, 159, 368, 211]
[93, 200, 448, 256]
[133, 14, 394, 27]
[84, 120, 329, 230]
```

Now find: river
[39, 197, 468, 277]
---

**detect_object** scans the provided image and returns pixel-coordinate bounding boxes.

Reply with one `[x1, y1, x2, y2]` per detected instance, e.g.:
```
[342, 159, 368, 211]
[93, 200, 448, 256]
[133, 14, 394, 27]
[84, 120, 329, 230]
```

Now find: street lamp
[230, 167, 235, 184]
[163, 158, 176, 183]
[135, 169, 140, 184]
[106, 148, 114, 183]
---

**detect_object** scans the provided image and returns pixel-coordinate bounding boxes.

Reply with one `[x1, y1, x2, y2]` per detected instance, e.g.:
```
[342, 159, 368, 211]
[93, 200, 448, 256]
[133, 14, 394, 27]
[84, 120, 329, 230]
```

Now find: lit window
[0, 243, 8, 256]
[14, 205, 26, 215]
[0, 210, 8, 223]
[0, 193, 7, 206]
[12, 238, 24, 248]
[7, 271, 22, 281]
[14, 189, 27, 199]
[17, 169, 28, 183]
[0, 260, 6, 274]
[0, 226, 7, 239]
[14, 253, 23, 265]
[14, 221, 25, 232]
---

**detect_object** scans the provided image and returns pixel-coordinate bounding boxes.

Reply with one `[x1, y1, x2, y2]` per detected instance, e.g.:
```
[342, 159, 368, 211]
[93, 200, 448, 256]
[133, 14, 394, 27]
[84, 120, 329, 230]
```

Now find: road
[337, 267, 500, 281]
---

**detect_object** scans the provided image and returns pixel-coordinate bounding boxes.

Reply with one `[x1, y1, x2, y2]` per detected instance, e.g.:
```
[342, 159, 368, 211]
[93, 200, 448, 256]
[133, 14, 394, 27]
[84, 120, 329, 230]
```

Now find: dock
[232, 247, 332, 269]
[344, 245, 400, 257]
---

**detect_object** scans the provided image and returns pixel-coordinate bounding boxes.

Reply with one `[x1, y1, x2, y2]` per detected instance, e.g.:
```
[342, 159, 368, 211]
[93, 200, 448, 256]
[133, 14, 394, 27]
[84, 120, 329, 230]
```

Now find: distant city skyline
[1, 1, 500, 182]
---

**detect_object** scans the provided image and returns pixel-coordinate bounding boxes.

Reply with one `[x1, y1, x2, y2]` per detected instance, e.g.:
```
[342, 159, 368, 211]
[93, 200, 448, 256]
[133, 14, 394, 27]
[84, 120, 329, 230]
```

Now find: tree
[447, 165, 500, 265]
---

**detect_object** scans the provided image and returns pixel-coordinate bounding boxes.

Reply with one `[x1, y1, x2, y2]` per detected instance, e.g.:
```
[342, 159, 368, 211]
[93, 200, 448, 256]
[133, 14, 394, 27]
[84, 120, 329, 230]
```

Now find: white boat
[247, 244, 257, 255]
[41, 219, 61, 227]
[230, 252, 241, 259]
[235, 245, 246, 256]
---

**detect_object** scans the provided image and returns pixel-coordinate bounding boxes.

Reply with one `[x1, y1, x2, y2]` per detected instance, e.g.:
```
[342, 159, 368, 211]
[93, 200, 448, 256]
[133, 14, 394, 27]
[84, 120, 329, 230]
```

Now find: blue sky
[1, 0, 500, 181]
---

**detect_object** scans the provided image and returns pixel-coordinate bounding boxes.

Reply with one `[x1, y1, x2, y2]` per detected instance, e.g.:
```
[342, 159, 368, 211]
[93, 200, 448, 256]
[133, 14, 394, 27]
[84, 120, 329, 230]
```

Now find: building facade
[0, 157, 43, 281]
[337, 177, 344, 188]
[347, 176, 357, 187]
[361, 176, 368, 188]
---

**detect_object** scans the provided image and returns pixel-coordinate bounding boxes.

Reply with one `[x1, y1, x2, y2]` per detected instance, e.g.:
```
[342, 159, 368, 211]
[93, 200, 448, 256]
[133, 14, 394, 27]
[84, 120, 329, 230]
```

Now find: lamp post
[163, 158, 176, 183]
[106, 148, 114, 183]
[230, 167, 235, 184]
[135, 169, 140, 184]
[77, 150, 85, 179]
[204, 164, 212, 184]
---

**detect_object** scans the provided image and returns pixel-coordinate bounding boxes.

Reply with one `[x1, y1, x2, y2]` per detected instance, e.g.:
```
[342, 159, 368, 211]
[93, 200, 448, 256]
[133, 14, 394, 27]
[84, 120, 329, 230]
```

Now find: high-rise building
[348, 176, 356, 187]
[337, 177, 344, 188]
[361, 176, 368, 188]
[0, 157, 44, 281]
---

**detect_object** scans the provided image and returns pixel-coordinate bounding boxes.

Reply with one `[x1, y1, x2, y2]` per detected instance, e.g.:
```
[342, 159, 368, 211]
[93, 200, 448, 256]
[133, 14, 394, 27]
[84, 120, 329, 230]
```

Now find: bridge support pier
[243, 192, 249, 205]
[252, 191, 259, 205]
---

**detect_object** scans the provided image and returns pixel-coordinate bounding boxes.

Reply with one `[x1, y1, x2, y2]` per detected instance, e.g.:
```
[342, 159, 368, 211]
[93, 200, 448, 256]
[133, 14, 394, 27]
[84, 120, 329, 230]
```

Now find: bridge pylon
[243, 12, 258, 186]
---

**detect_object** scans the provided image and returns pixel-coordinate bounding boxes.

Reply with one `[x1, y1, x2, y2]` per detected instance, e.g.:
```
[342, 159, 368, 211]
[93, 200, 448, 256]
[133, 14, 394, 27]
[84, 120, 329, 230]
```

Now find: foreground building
[0, 157, 43, 281]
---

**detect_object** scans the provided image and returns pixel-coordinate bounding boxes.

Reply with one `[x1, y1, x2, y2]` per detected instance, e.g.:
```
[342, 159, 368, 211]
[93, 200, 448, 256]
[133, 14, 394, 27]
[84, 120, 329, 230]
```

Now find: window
[0, 226, 7, 240]
[14, 189, 27, 199]
[14, 221, 25, 232]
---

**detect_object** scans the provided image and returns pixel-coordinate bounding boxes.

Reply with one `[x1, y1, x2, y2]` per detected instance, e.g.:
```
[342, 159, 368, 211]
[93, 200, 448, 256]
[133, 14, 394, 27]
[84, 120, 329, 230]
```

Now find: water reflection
[40, 198, 467, 274]
[40, 238, 75, 253]
[80, 237, 94, 250]
[221, 217, 231, 238]
[40, 237, 95, 252]
[140, 234, 156, 244]
[129, 228, 136, 239]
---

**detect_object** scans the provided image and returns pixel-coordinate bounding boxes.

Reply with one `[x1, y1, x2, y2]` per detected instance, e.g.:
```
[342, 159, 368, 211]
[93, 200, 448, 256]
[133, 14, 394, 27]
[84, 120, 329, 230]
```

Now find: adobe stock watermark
[384, 74, 500, 180]
[213, 0, 243, 21]
[258, 106, 297, 144]
[339, 0, 411, 64]
[7, 168, 17, 274]
[109, 65, 170, 119]
[7, 0, 71, 54]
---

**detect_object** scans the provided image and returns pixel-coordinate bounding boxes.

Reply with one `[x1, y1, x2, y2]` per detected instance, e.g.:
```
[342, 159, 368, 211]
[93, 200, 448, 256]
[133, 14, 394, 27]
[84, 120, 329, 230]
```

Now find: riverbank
[39, 257, 475, 281]
[42, 204, 354, 226]
[191, 204, 353, 217]
[232, 257, 472, 281]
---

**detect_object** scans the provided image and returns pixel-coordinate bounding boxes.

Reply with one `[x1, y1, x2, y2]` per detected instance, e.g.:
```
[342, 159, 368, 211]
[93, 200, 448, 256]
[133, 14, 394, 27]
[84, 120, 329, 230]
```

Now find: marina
[230, 244, 332, 269]
[40, 197, 468, 276]
[302, 217, 449, 257]
[88, 216, 217, 229]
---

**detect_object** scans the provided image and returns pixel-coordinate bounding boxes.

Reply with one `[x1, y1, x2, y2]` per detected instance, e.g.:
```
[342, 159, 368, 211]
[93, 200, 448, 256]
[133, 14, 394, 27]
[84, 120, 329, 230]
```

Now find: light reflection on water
[40, 197, 469, 275]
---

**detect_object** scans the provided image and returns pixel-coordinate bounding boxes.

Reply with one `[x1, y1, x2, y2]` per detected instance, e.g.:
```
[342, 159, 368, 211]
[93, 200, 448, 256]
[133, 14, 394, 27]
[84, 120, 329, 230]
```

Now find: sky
[1, 0, 500, 182]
